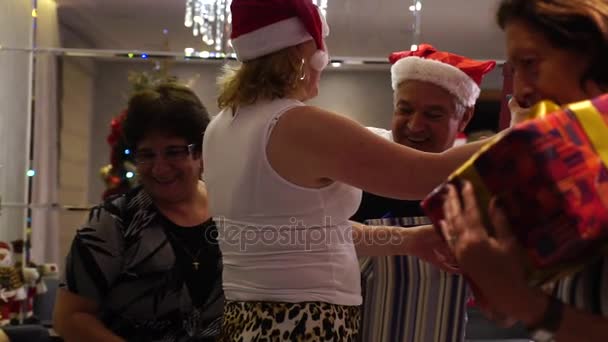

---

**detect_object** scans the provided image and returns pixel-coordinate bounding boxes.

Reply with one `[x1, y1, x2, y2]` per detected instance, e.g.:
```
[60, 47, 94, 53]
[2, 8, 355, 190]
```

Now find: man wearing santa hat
[354, 43, 496, 222]
[353, 44, 496, 342]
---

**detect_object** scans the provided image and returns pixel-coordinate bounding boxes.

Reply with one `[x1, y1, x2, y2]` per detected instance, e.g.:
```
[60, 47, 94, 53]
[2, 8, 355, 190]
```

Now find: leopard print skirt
[219, 301, 360, 341]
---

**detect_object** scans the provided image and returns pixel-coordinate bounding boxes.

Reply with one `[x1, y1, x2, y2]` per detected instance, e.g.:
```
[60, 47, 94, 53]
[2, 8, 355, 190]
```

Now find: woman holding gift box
[440, 0, 608, 341]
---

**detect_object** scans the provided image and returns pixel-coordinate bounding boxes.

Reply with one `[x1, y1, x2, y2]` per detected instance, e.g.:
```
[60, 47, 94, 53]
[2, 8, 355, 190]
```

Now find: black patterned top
[62, 186, 224, 342]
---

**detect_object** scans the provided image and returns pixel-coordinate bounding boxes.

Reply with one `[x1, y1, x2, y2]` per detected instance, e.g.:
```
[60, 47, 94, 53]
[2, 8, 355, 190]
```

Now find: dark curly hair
[122, 82, 210, 153]
[497, 0, 608, 89]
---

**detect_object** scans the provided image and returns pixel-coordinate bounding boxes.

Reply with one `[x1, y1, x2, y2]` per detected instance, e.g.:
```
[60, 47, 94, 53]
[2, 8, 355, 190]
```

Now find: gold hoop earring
[299, 59, 307, 81]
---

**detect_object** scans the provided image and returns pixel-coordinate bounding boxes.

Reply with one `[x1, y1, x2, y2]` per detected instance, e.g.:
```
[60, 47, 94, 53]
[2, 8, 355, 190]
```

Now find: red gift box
[422, 95, 608, 287]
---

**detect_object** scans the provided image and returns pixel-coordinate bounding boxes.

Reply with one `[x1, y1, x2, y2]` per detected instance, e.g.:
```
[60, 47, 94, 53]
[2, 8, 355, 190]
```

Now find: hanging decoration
[409, 0, 423, 51]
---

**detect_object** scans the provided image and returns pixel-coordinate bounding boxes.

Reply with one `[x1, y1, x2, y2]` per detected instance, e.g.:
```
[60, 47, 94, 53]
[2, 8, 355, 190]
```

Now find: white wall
[0, 0, 63, 263]
[82, 61, 398, 202]
[57, 57, 96, 262]
[55, 21, 99, 261]
[57, 57, 503, 204]
[310, 70, 394, 127]
[27, 0, 62, 265]
[0, 0, 33, 244]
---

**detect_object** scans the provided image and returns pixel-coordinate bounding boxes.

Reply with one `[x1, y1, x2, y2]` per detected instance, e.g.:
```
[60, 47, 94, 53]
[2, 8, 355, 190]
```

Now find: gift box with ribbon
[422, 94, 608, 287]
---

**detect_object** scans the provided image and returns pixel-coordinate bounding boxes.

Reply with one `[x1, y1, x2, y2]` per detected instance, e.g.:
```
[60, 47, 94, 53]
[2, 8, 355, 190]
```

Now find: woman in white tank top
[204, 0, 489, 340]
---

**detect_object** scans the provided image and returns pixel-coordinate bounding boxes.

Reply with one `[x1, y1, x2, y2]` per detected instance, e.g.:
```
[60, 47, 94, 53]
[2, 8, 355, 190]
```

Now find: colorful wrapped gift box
[422, 94, 608, 287]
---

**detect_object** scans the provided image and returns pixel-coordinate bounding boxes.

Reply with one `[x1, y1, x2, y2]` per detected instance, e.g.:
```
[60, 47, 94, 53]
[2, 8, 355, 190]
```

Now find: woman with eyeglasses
[53, 83, 223, 342]
[441, 1, 608, 341]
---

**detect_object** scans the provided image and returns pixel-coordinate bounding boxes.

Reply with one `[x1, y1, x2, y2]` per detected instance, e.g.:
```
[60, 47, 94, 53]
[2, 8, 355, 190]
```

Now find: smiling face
[134, 131, 202, 206]
[391, 80, 473, 153]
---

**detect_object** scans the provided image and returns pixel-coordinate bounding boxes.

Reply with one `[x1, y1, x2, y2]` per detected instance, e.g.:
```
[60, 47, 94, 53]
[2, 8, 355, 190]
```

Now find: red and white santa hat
[230, 0, 329, 63]
[0, 241, 10, 252]
[389, 44, 496, 107]
[0, 241, 11, 266]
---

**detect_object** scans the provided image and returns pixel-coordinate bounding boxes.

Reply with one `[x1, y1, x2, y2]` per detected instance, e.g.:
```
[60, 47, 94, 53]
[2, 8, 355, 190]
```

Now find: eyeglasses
[133, 144, 198, 165]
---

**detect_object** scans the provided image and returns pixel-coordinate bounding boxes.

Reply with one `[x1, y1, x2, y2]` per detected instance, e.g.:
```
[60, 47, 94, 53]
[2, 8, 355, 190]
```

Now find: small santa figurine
[0, 241, 26, 326]
[10, 240, 58, 324]
[20, 266, 41, 323]
[11, 240, 38, 323]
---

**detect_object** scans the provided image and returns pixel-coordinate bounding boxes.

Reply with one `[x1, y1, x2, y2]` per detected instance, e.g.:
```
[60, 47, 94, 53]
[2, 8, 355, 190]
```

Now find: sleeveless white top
[203, 99, 363, 305]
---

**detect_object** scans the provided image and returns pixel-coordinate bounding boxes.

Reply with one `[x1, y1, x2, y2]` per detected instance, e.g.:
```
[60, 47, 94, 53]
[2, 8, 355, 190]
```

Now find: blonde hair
[217, 46, 306, 111]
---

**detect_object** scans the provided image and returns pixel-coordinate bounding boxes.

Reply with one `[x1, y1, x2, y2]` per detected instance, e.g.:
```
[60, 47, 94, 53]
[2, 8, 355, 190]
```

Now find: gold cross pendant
[192, 261, 200, 270]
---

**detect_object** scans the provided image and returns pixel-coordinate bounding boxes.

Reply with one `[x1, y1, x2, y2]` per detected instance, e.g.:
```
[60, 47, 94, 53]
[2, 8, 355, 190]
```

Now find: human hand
[475, 297, 519, 328]
[508, 97, 532, 127]
[439, 181, 538, 318]
[0, 288, 15, 303]
[408, 225, 460, 273]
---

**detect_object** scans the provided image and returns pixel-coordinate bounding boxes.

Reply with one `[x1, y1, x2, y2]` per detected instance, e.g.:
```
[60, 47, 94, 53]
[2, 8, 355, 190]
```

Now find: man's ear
[458, 107, 475, 132]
